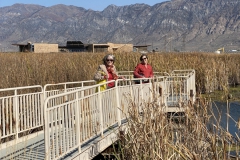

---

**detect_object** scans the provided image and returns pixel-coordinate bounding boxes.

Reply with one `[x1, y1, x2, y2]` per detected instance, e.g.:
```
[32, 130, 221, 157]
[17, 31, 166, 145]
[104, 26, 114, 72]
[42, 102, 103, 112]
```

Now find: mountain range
[0, 0, 239, 52]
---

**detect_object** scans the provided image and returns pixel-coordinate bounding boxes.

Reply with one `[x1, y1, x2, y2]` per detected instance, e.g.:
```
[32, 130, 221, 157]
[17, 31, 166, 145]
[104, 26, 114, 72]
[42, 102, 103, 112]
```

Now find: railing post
[98, 86, 104, 136]
[64, 84, 68, 102]
[140, 80, 144, 113]
[44, 98, 50, 160]
[115, 80, 121, 126]
[159, 86, 162, 97]
[14, 89, 19, 140]
[190, 89, 193, 102]
[158, 82, 163, 106]
[193, 71, 196, 102]
[164, 77, 168, 108]
[75, 91, 81, 153]
[149, 78, 153, 102]
[41, 87, 44, 130]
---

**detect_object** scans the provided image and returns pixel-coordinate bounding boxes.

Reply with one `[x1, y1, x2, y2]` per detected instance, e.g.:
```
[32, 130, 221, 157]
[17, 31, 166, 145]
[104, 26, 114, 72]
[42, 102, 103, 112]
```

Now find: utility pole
[152, 41, 153, 51]
[164, 36, 167, 52]
[182, 34, 186, 52]
[170, 25, 172, 52]
[170, 37, 172, 52]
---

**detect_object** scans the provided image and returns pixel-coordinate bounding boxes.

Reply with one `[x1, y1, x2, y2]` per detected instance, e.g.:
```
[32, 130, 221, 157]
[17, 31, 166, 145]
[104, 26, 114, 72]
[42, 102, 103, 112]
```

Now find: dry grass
[1, 52, 239, 94]
[1, 51, 240, 159]
[111, 95, 240, 160]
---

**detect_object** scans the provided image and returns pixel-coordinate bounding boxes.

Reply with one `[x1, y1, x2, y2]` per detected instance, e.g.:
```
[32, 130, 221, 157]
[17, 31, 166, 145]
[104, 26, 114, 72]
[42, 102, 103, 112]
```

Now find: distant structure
[182, 34, 186, 52]
[59, 41, 88, 52]
[108, 43, 133, 53]
[214, 47, 224, 54]
[133, 45, 151, 53]
[12, 41, 149, 53]
[12, 42, 58, 53]
[59, 41, 134, 53]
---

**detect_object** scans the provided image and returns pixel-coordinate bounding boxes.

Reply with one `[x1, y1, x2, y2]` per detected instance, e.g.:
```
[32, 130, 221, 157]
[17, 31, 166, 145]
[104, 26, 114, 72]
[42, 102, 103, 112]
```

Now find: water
[212, 101, 240, 136]
[211, 101, 240, 157]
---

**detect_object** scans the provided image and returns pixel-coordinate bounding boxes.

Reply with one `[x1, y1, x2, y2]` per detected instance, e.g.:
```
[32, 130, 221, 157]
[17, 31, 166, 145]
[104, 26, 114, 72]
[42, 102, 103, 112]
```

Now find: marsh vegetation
[1, 51, 240, 159]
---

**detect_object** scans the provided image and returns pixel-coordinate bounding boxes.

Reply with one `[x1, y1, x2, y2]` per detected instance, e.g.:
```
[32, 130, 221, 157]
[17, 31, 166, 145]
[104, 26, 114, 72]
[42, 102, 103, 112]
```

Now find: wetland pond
[212, 101, 240, 136]
[212, 101, 240, 157]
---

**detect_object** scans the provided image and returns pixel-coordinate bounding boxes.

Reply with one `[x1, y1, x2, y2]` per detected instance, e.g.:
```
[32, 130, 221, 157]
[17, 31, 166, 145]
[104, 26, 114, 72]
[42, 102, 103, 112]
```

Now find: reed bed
[0, 51, 239, 159]
[0, 52, 239, 96]
[110, 95, 240, 160]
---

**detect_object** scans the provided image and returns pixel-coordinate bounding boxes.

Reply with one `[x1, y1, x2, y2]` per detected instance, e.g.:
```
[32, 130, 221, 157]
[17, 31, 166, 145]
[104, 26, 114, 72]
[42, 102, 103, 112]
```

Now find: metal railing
[0, 80, 95, 144]
[164, 70, 196, 107]
[0, 85, 43, 142]
[43, 70, 196, 159]
[0, 70, 196, 159]
[44, 79, 161, 159]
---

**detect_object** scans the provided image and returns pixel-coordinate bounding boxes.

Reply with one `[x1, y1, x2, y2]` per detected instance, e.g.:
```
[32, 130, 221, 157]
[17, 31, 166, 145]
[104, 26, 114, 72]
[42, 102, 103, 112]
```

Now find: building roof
[66, 41, 84, 45]
[92, 44, 109, 47]
[12, 43, 28, 46]
[133, 45, 151, 47]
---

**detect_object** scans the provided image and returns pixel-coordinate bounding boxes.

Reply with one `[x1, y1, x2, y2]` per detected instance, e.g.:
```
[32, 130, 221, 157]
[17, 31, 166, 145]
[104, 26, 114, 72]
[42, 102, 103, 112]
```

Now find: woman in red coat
[133, 54, 153, 83]
[94, 54, 124, 90]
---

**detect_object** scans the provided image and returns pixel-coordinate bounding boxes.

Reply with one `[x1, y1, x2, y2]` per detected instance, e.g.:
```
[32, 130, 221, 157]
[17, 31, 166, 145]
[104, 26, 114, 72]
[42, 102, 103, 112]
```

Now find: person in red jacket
[133, 54, 154, 84]
[94, 54, 124, 90]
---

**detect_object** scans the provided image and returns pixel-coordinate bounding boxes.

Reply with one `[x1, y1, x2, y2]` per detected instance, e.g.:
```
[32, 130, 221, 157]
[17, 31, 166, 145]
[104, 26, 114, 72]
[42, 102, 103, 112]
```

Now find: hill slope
[0, 0, 239, 52]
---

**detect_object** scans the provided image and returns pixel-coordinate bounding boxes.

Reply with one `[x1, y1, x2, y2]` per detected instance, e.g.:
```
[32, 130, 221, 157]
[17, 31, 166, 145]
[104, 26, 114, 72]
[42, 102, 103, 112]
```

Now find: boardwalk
[0, 70, 196, 160]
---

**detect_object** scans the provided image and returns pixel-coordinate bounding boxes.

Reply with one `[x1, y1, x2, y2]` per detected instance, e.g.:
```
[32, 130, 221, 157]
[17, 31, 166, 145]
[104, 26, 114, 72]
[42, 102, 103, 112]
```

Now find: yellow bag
[95, 70, 107, 92]
[96, 79, 107, 92]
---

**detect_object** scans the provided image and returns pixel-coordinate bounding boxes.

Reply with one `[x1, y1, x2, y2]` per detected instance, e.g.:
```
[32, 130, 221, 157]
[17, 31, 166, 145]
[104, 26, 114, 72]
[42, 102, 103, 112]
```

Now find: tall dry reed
[0, 52, 240, 98]
[111, 94, 239, 160]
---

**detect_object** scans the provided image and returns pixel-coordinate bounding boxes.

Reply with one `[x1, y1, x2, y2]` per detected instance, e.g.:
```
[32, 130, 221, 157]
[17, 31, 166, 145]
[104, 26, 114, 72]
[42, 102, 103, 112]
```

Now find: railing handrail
[44, 80, 96, 90]
[0, 85, 43, 93]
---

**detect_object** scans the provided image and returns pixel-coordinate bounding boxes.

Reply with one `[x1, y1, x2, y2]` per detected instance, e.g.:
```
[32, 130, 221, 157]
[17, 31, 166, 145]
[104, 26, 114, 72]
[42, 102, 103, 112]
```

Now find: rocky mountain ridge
[0, 0, 239, 52]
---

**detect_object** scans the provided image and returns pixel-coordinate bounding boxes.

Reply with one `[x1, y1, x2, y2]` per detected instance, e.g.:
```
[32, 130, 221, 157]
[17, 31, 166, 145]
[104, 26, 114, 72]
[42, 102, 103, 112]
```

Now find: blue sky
[0, 0, 167, 11]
